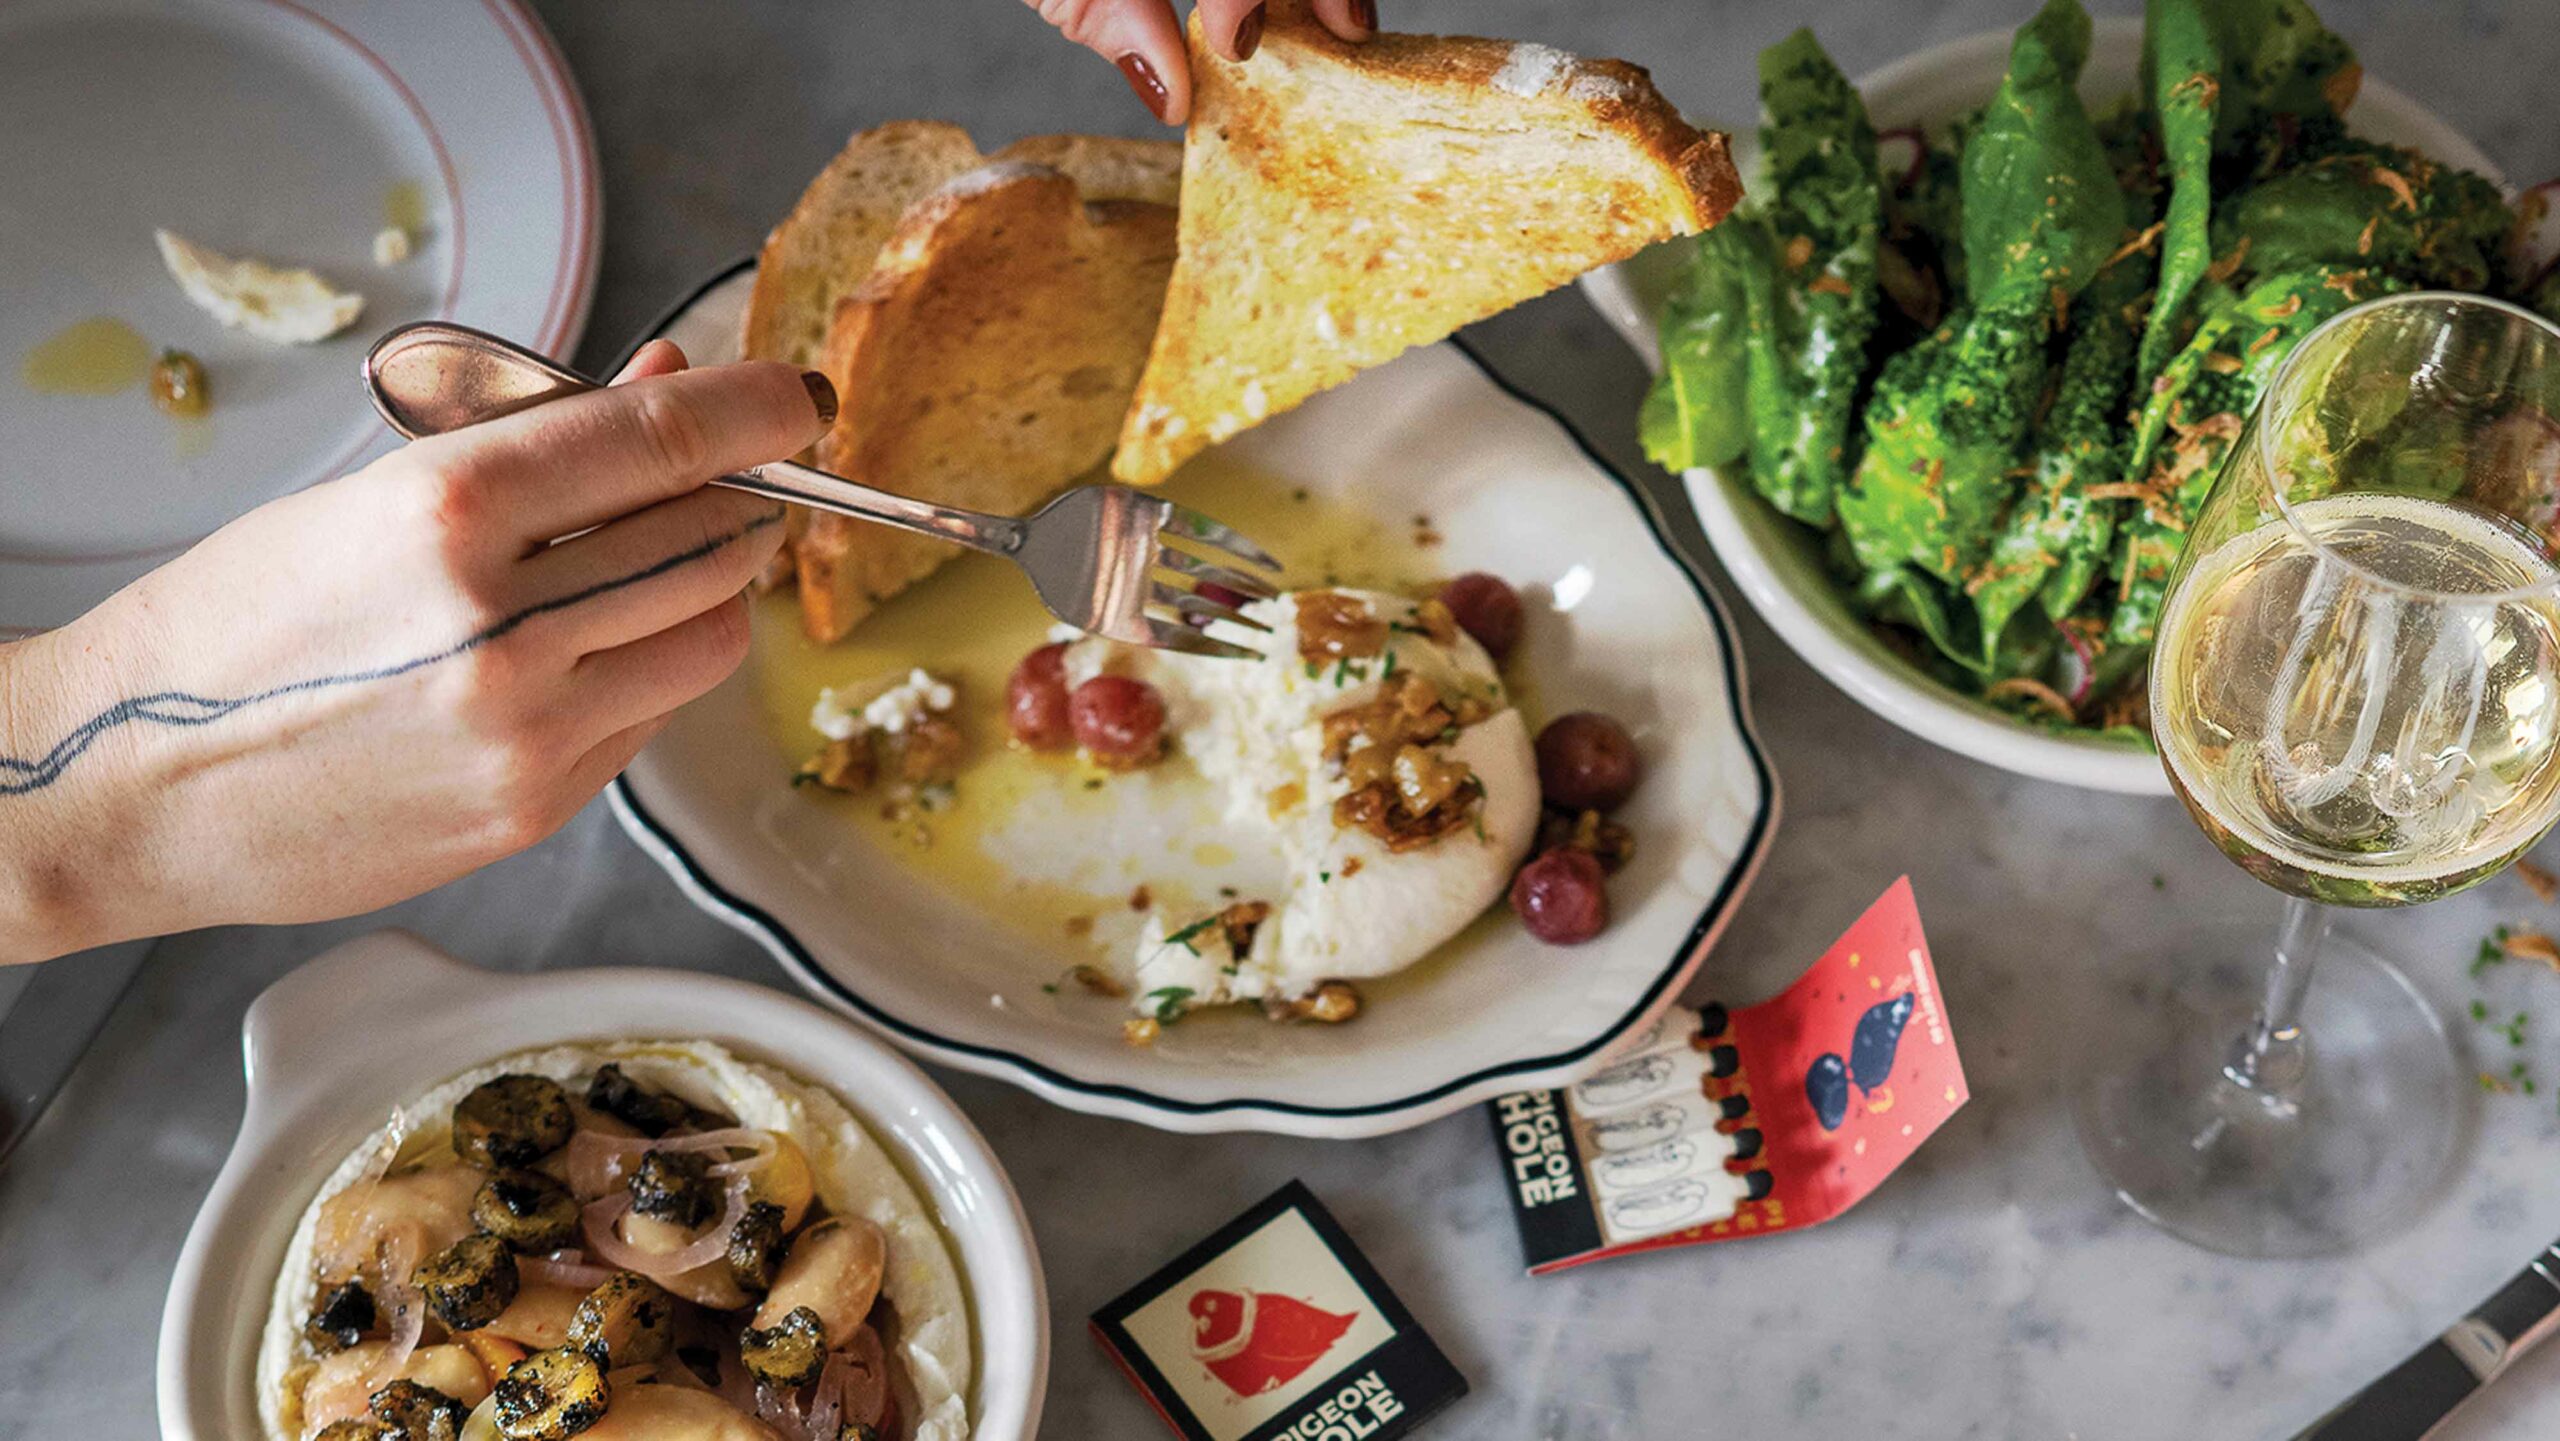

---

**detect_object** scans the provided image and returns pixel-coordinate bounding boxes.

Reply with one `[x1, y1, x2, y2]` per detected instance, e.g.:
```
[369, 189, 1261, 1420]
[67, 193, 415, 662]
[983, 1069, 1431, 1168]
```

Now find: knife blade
[2297, 1240, 2560, 1440]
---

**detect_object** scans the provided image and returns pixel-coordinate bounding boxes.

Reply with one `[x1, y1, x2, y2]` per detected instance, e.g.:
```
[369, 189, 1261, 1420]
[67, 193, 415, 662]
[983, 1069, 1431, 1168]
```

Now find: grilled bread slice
[1113, 3, 1742, 484]
[792, 164, 1178, 641]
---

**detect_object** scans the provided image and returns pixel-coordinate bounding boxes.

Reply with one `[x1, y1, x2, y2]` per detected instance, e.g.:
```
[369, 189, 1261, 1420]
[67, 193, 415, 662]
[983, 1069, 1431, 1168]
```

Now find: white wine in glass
[2154, 491, 2560, 906]
[2079, 292, 2560, 1258]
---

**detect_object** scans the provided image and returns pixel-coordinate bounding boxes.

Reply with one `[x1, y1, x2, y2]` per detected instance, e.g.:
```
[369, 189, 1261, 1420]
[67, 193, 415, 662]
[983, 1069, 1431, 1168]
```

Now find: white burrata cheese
[154, 229, 365, 344]
[256, 1041, 975, 1441]
[1066, 589, 1539, 1012]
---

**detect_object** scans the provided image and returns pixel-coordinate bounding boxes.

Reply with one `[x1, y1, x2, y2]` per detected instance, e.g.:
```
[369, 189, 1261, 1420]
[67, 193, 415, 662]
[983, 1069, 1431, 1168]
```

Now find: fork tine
[1153, 546, 1283, 602]
[1159, 504, 1284, 575]
[1149, 582, 1273, 633]
[1142, 615, 1263, 661]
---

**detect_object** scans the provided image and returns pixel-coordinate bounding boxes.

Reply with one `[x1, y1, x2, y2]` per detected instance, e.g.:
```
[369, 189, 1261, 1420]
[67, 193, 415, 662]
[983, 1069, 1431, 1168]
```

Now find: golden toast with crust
[740, 124, 1180, 640]
[793, 165, 1179, 642]
[1112, 2, 1741, 484]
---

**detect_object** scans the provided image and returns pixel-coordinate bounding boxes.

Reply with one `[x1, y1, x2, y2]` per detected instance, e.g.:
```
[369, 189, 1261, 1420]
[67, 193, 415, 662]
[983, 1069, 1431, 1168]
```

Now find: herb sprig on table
[1642, 0, 2559, 734]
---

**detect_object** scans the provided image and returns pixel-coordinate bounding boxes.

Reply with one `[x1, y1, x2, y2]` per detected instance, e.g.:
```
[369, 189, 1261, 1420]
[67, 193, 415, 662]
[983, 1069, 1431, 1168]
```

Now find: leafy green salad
[1641, 0, 2560, 737]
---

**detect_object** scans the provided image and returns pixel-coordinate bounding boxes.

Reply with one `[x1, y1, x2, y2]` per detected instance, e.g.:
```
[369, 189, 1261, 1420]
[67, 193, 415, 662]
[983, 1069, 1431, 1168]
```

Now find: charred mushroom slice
[625, 1148, 718, 1229]
[303, 1279, 377, 1353]
[583, 1064, 690, 1139]
[369, 1378, 469, 1441]
[737, 1304, 827, 1390]
[313, 1422, 384, 1441]
[452, 1075, 573, 1169]
[472, 1170, 580, 1254]
[564, 1273, 674, 1370]
[724, 1199, 787, 1294]
[413, 1233, 520, 1332]
[491, 1347, 609, 1441]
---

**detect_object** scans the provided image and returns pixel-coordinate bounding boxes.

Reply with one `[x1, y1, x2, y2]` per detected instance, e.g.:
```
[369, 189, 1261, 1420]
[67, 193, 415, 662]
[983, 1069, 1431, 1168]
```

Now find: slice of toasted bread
[1112, 4, 1741, 484]
[993, 133, 1182, 206]
[792, 164, 1178, 642]
[742, 121, 994, 373]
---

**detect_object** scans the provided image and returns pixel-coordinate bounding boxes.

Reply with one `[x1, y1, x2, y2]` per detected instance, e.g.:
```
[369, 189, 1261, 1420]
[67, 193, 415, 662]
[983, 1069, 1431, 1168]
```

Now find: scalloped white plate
[156, 931, 1047, 1441]
[0, 0, 599, 634]
[1581, 17, 2503, 795]
[611, 262, 1778, 1138]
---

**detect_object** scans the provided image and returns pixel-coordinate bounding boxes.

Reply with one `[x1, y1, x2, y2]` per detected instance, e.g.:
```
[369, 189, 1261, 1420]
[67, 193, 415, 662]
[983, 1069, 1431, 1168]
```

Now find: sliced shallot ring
[566, 1128, 778, 1197]
[1875, 125, 1928, 190]
[578, 1181, 749, 1278]
[366, 1285, 426, 1389]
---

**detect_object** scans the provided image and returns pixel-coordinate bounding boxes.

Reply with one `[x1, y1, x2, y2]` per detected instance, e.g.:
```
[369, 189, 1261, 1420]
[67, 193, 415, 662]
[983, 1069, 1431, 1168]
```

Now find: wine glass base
[2072, 930, 2464, 1258]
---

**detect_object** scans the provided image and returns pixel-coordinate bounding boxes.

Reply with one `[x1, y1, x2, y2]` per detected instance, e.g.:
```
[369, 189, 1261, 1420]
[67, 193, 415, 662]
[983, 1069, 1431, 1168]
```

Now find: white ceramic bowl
[156, 930, 1047, 1440]
[1581, 17, 2505, 795]
[613, 263, 1777, 1139]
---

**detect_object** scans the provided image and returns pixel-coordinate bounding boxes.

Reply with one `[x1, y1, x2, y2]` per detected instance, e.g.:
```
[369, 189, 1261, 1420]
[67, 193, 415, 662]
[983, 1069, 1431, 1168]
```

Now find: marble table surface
[8, 1, 2560, 1437]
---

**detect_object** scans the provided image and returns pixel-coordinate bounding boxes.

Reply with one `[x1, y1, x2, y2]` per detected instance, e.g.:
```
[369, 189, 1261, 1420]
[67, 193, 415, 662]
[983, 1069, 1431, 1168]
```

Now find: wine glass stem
[2223, 896, 2330, 1107]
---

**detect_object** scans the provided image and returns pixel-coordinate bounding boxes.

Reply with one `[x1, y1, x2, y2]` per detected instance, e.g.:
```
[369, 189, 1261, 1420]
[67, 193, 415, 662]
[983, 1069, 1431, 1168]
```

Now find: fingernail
[1230, 3, 1264, 60]
[800, 369, 838, 428]
[1115, 53, 1172, 123]
[1349, 0, 1376, 34]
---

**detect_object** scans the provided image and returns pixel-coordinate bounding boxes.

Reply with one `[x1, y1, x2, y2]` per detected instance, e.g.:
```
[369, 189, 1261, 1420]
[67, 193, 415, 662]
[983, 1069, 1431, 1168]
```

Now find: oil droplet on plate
[21, 316, 151, 395]
[384, 179, 428, 234]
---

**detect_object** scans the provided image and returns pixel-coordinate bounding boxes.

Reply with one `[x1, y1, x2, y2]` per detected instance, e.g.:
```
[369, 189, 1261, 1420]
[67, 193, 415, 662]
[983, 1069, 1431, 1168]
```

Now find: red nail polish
[1349, 0, 1376, 33]
[800, 369, 838, 428]
[1231, 3, 1264, 61]
[1115, 52, 1172, 123]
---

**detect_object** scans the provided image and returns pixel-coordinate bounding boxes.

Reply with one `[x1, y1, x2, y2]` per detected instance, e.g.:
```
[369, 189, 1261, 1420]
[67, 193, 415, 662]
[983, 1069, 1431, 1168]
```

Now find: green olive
[369, 1378, 470, 1441]
[737, 1304, 826, 1390]
[564, 1273, 674, 1370]
[452, 1075, 573, 1170]
[471, 1170, 580, 1254]
[491, 1347, 609, 1441]
[413, 1233, 520, 1332]
[724, 1200, 787, 1294]
[625, 1148, 717, 1229]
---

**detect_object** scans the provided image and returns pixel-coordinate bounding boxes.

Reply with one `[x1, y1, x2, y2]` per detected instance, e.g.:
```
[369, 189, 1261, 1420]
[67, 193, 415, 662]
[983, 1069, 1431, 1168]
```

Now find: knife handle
[2298, 1244, 2560, 1440]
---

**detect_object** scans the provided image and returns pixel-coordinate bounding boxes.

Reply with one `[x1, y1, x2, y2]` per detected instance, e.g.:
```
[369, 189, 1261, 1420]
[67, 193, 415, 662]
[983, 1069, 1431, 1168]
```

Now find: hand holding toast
[1025, 0, 1375, 123]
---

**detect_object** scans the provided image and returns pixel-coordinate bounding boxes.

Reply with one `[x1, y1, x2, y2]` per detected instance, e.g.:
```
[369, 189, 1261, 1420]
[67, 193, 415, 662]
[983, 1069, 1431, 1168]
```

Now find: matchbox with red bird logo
[1094, 1181, 1467, 1441]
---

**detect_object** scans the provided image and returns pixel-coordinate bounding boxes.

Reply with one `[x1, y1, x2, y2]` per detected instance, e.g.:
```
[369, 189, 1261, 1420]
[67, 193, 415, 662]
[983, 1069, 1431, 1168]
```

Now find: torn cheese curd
[1056, 589, 1538, 1022]
[153, 229, 365, 344]
[799, 668, 967, 808]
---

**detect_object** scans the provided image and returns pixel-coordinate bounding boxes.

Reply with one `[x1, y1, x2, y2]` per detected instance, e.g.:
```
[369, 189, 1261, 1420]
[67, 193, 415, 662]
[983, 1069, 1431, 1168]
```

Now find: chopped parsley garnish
[1317, 871, 1331, 884]
[2473, 999, 2491, 1021]
[1041, 983, 1059, 995]
[1162, 917, 1218, 955]
[1142, 986, 1195, 1022]
[2472, 926, 2512, 976]
[1304, 661, 1321, 680]
[1331, 658, 1354, 687]
[1381, 650, 1398, 678]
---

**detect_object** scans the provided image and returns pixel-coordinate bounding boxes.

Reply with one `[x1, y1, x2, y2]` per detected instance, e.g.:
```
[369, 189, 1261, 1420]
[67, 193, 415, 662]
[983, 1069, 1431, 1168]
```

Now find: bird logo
[1806, 990, 1915, 1131]
[1187, 1287, 1358, 1398]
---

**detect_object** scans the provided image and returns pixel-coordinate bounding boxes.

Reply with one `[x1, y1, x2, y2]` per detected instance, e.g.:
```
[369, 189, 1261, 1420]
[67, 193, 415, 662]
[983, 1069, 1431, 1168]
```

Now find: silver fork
[361, 321, 1280, 659]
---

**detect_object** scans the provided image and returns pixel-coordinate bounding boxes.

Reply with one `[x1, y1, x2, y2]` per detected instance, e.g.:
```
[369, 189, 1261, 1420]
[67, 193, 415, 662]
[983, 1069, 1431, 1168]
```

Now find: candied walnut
[1282, 981, 1361, 1025]
[1123, 1017, 1162, 1047]
[1333, 752, 1482, 853]
[1412, 597, 1458, 646]
[895, 715, 967, 786]
[1322, 674, 1456, 761]
[1061, 963, 1125, 997]
[795, 736, 877, 793]
[1217, 901, 1272, 954]
[1537, 808, 1636, 873]
[1295, 591, 1388, 662]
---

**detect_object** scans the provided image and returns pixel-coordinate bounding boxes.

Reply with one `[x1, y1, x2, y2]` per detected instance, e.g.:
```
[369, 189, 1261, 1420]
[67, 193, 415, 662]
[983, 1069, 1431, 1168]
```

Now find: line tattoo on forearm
[0, 511, 780, 798]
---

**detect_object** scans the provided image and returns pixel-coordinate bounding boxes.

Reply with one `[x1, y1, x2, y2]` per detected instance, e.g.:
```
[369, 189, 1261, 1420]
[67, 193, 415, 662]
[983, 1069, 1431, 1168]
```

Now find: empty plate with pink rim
[611, 261, 1776, 1139]
[157, 930, 1047, 1441]
[1579, 17, 2507, 795]
[0, 0, 599, 635]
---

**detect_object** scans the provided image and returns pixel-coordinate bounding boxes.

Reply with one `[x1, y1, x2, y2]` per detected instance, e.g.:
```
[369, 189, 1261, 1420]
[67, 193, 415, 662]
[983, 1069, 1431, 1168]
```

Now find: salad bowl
[1581, 17, 2504, 796]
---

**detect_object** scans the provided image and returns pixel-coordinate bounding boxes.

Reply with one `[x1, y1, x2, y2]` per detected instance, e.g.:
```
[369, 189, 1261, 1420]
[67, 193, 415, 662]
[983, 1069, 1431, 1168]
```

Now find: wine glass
[2076, 291, 2560, 1257]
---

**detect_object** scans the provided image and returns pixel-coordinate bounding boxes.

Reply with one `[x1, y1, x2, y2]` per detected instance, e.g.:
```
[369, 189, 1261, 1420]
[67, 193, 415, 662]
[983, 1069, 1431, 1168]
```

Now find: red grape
[1069, 675, 1167, 766]
[1535, 712, 1641, 812]
[1005, 643, 1072, 750]
[1511, 849, 1609, 944]
[1438, 573, 1523, 659]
